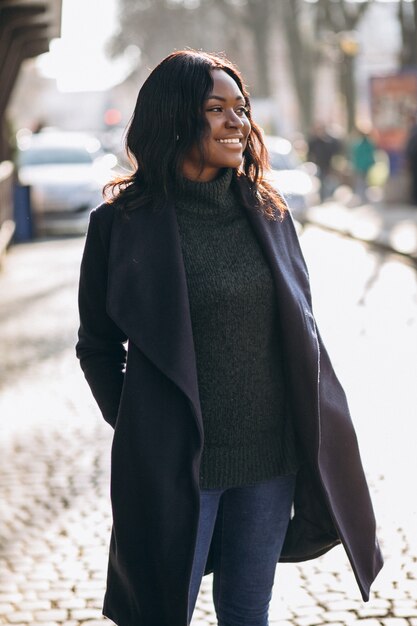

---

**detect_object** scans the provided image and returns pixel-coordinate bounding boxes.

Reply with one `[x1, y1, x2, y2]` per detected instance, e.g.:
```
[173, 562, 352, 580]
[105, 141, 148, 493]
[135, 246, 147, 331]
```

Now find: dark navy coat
[76, 181, 383, 626]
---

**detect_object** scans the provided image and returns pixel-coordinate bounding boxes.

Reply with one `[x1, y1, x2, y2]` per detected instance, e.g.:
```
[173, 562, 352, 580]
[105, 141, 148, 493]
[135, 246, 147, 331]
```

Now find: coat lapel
[105, 184, 317, 445]
[243, 192, 326, 470]
[106, 202, 202, 426]
[244, 198, 343, 554]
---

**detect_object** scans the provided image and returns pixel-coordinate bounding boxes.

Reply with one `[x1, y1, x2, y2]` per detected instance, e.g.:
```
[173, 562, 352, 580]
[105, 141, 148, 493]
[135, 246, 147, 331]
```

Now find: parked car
[16, 130, 117, 235]
[264, 135, 321, 211]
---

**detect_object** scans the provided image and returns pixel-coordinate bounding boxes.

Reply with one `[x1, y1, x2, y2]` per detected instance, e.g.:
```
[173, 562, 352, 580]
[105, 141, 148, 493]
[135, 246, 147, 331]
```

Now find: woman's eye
[206, 105, 248, 116]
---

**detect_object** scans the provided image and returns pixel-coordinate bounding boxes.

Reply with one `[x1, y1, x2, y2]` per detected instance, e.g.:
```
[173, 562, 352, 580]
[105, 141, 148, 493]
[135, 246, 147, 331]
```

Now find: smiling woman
[76, 49, 382, 626]
[103, 50, 284, 218]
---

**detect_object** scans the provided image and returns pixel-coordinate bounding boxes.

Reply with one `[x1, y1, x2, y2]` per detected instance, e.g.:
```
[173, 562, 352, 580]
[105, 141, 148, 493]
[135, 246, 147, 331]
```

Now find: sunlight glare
[36, 0, 136, 93]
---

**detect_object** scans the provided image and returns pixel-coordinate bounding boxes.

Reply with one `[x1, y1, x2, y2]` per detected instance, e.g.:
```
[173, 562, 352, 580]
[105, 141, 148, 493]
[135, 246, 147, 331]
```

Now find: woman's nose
[225, 111, 244, 127]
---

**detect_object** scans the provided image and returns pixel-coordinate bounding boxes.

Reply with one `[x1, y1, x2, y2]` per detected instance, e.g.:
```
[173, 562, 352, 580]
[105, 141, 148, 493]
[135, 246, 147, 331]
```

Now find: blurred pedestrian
[351, 126, 376, 203]
[76, 50, 382, 626]
[405, 116, 417, 205]
[307, 123, 341, 200]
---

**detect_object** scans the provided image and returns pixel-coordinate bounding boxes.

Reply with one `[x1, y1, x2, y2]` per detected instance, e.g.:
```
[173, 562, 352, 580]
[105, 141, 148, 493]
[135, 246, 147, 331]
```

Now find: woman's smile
[216, 137, 243, 144]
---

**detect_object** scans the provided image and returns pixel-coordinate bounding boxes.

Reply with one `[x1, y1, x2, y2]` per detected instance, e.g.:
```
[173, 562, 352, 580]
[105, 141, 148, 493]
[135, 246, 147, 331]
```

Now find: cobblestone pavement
[1, 230, 417, 626]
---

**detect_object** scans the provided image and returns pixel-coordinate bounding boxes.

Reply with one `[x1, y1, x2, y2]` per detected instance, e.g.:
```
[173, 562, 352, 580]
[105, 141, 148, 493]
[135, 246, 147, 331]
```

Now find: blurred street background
[1, 1, 417, 625]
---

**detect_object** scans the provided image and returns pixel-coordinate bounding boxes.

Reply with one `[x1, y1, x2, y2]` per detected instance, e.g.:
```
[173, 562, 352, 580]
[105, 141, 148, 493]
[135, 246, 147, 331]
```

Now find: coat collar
[106, 180, 315, 428]
[107, 199, 202, 425]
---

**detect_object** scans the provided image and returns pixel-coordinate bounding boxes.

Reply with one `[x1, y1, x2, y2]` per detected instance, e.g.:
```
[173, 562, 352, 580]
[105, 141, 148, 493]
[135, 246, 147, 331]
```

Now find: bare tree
[213, 0, 276, 97]
[110, 0, 280, 98]
[110, 0, 201, 71]
[398, 0, 417, 68]
[316, 0, 371, 132]
[110, 0, 374, 134]
[272, 0, 371, 133]
[279, 0, 321, 133]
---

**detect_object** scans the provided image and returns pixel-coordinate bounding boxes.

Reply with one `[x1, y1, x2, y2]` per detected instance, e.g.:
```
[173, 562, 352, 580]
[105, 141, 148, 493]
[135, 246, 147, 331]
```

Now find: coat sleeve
[76, 207, 127, 428]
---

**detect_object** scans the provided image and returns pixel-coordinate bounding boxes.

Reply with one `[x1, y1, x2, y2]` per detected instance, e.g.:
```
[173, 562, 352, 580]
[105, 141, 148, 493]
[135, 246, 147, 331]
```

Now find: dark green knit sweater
[175, 169, 298, 489]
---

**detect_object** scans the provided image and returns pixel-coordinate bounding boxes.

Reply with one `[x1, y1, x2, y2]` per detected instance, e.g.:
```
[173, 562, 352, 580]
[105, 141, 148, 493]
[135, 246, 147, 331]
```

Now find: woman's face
[182, 69, 251, 182]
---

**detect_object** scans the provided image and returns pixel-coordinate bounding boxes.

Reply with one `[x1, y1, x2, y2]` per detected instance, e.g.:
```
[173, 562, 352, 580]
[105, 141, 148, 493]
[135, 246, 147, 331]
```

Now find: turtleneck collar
[175, 168, 239, 218]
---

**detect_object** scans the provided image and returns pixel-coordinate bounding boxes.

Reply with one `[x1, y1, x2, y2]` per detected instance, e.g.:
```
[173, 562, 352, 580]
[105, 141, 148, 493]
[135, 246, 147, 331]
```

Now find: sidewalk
[293, 198, 417, 263]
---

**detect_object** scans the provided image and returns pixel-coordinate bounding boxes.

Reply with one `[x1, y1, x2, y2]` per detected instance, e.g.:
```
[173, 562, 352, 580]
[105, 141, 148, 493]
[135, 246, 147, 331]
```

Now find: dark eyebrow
[206, 94, 245, 103]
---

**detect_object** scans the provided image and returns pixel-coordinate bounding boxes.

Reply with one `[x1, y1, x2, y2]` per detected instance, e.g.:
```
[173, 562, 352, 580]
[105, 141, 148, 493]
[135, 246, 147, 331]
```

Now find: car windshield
[19, 146, 95, 167]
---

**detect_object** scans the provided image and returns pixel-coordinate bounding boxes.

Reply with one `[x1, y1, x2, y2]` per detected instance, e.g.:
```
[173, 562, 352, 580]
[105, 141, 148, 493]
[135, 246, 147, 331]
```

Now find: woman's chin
[221, 156, 244, 169]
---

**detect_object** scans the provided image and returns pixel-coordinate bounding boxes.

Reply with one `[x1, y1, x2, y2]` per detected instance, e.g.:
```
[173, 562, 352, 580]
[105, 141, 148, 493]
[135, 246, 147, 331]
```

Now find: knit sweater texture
[175, 169, 298, 489]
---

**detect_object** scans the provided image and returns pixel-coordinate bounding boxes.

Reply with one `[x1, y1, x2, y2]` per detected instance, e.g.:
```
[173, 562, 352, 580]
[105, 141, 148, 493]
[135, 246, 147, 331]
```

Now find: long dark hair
[104, 50, 286, 219]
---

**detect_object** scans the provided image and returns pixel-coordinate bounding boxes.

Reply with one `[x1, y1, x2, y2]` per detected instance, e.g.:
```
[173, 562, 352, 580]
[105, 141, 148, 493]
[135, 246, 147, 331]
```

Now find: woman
[351, 127, 376, 203]
[76, 50, 382, 626]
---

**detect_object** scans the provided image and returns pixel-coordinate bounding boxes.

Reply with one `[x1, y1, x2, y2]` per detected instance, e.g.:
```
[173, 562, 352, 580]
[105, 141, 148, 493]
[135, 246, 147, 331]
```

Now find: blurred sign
[370, 71, 417, 152]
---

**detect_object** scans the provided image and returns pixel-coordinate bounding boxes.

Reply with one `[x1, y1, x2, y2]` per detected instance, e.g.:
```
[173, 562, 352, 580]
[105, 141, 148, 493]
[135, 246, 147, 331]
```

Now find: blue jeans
[188, 474, 296, 626]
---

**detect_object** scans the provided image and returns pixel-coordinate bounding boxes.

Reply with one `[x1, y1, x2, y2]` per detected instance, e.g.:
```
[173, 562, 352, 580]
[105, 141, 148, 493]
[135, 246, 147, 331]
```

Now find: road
[0, 225, 416, 626]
